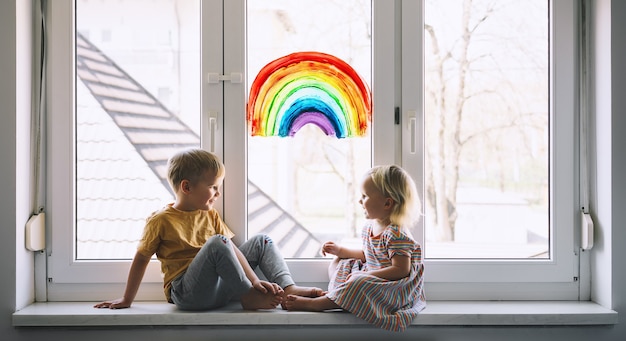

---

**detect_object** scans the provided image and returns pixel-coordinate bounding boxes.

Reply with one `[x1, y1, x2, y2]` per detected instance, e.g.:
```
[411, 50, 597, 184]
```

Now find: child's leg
[170, 235, 252, 310]
[282, 294, 340, 312]
[238, 234, 293, 287]
[238, 234, 323, 297]
[328, 256, 341, 280]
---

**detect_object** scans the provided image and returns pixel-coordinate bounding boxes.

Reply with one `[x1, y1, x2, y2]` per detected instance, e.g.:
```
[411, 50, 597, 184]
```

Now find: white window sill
[12, 300, 617, 327]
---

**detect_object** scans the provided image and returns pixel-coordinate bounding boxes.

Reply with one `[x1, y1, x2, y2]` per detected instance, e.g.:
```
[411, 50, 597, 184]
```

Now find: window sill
[12, 300, 617, 327]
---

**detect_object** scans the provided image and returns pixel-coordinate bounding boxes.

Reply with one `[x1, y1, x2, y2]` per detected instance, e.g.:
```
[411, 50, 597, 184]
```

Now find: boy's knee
[206, 234, 231, 249]
[249, 234, 273, 245]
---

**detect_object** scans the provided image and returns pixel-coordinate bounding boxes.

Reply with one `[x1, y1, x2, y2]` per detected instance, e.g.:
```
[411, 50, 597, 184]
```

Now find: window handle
[408, 111, 417, 154]
[581, 211, 594, 251]
[207, 72, 242, 84]
[205, 111, 218, 153]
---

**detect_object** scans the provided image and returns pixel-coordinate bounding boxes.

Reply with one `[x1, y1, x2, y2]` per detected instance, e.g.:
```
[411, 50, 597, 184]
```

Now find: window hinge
[207, 72, 242, 84]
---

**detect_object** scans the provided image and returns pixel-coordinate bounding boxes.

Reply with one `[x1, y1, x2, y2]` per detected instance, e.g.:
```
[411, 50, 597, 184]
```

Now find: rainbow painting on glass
[247, 52, 372, 138]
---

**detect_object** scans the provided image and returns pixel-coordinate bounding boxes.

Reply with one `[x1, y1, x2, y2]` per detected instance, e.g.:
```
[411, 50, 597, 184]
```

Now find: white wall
[591, 0, 613, 309]
[2, 0, 625, 340]
[15, 0, 37, 310]
[608, 0, 626, 323]
[0, 1, 18, 333]
[2, 0, 36, 321]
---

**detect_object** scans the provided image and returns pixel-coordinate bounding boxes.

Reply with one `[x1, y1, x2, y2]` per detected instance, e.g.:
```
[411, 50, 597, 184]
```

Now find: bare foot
[240, 288, 282, 310]
[282, 294, 339, 312]
[280, 285, 325, 310]
[283, 285, 325, 298]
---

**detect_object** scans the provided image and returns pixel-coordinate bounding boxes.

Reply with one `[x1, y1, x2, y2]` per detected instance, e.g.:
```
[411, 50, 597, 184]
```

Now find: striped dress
[325, 223, 426, 332]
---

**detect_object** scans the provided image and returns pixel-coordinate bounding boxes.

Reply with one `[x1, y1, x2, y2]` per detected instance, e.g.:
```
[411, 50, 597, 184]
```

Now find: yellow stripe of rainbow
[247, 52, 372, 138]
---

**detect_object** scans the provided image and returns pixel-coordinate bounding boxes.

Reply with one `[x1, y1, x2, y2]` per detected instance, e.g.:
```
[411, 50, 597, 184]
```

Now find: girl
[283, 165, 426, 332]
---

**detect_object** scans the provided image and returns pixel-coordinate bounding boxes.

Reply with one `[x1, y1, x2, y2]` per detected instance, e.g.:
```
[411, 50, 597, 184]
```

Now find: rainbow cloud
[247, 52, 372, 138]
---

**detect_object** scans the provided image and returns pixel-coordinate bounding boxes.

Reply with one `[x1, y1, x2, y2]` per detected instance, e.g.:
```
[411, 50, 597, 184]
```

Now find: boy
[94, 148, 321, 310]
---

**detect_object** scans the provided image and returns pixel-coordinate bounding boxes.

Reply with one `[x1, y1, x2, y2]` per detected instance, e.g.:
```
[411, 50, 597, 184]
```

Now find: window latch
[581, 211, 594, 251]
[207, 72, 242, 84]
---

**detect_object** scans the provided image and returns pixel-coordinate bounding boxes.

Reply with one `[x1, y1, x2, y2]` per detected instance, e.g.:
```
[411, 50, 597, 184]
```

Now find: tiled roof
[75, 33, 322, 259]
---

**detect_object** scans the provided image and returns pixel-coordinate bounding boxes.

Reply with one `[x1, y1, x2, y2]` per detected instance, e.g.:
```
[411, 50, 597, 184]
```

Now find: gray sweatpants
[169, 234, 295, 310]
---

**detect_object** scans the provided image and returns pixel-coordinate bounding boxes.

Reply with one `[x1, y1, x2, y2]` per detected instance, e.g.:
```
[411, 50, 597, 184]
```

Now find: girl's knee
[328, 257, 340, 272]
[348, 273, 369, 286]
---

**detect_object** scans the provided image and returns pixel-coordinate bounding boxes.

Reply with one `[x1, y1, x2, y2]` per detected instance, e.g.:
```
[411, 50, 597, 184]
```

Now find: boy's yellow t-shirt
[137, 204, 235, 302]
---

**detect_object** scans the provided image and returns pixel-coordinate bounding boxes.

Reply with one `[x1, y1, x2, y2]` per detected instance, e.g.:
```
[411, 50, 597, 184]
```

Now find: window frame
[44, 0, 584, 302]
[399, 0, 580, 301]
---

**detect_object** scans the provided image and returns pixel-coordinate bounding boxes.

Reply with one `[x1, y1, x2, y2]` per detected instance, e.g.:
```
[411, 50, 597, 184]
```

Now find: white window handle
[203, 111, 218, 153]
[207, 72, 242, 84]
[408, 111, 417, 154]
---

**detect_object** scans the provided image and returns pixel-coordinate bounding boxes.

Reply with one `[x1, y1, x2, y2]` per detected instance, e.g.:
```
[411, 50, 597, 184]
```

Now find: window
[245, 0, 372, 258]
[45, 0, 581, 301]
[75, 0, 201, 260]
[422, 0, 550, 260]
[403, 0, 579, 300]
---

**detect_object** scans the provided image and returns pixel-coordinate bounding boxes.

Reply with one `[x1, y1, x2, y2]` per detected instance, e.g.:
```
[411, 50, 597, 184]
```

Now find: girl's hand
[321, 241, 341, 257]
[93, 297, 132, 309]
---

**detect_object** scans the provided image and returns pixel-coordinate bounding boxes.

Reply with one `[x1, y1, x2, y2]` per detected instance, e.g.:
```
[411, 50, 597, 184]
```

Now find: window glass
[246, 0, 372, 258]
[75, 0, 201, 259]
[423, 0, 549, 259]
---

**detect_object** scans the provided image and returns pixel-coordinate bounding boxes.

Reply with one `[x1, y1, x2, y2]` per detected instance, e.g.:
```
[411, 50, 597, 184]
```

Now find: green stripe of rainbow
[247, 52, 372, 138]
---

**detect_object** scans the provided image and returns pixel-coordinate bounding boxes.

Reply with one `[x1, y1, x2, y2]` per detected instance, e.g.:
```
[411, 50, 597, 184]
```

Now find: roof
[75, 33, 322, 259]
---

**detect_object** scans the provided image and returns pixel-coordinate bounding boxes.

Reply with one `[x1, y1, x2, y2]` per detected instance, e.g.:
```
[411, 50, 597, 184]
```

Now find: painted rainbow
[247, 52, 372, 138]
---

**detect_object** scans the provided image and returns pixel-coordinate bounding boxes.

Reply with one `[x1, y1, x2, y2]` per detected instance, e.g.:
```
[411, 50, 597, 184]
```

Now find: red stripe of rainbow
[247, 52, 372, 138]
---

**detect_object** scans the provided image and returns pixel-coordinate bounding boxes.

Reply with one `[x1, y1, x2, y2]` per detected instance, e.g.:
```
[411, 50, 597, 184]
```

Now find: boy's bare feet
[282, 294, 340, 312]
[240, 287, 282, 310]
[280, 285, 325, 310]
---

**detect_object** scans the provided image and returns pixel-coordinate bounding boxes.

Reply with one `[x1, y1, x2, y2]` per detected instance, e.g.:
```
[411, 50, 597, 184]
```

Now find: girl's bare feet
[282, 294, 340, 312]
[240, 287, 282, 310]
[283, 285, 325, 298]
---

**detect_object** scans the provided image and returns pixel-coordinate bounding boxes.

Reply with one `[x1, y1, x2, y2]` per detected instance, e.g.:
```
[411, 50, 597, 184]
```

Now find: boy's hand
[252, 280, 284, 295]
[93, 297, 132, 309]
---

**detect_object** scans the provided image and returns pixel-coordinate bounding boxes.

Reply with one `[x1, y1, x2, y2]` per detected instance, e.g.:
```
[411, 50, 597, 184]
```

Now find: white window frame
[44, 0, 584, 302]
[399, 0, 582, 300]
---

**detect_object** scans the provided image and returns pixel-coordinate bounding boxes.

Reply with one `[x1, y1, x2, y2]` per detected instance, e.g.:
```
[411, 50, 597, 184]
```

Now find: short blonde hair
[366, 165, 421, 228]
[167, 149, 225, 191]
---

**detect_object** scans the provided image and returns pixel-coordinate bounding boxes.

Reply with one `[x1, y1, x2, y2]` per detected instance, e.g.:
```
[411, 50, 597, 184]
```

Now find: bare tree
[424, 0, 548, 242]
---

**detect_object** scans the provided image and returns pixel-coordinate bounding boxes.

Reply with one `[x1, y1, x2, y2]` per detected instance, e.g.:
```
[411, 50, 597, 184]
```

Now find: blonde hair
[366, 165, 421, 228]
[167, 149, 225, 191]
